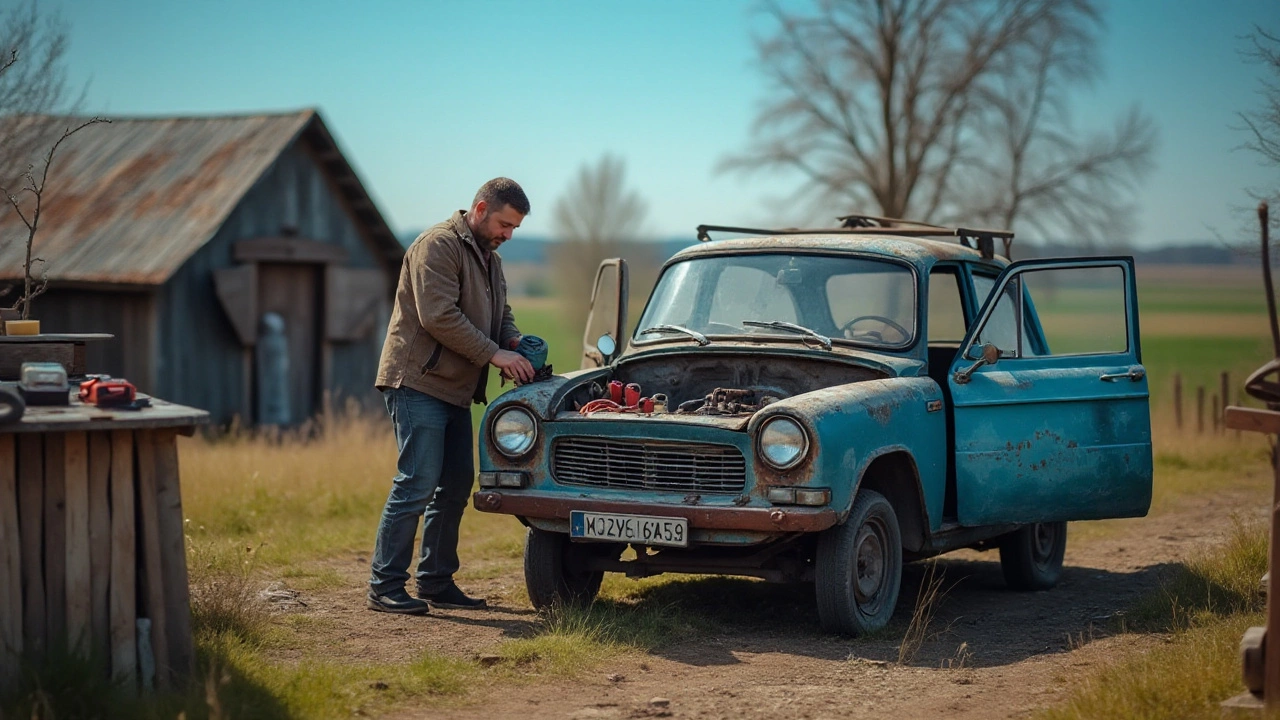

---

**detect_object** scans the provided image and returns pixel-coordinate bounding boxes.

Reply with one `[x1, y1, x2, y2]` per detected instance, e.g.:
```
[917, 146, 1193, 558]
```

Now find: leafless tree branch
[0, 116, 108, 318]
[721, 0, 1155, 244]
[550, 154, 659, 336]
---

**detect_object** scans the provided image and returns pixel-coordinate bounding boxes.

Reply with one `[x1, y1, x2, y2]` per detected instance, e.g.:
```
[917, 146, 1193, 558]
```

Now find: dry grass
[1039, 520, 1269, 720]
[898, 560, 948, 665]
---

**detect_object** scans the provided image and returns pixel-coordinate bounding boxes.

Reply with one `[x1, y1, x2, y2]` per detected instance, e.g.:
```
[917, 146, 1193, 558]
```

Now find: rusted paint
[0, 111, 401, 286]
[471, 490, 839, 532]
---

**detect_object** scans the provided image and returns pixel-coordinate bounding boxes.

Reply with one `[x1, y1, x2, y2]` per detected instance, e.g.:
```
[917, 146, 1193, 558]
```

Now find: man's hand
[491, 349, 535, 384]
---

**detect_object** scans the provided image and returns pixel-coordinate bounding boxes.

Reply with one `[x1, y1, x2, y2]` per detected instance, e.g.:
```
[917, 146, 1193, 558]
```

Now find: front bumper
[472, 490, 839, 533]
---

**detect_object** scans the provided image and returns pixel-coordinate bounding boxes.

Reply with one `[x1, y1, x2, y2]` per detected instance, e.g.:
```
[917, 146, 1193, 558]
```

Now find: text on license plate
[570, 511, 688, 547]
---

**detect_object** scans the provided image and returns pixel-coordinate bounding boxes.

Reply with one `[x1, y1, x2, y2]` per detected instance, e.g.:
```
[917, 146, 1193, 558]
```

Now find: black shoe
[418, 583, 487, 610]
[367, 588, 430, 615]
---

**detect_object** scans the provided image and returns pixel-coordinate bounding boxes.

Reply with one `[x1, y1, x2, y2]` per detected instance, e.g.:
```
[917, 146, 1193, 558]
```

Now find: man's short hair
[473, 177, 531, 216]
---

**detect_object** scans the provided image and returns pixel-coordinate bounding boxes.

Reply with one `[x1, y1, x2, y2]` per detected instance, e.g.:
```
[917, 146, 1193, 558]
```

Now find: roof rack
[695, 214, 1015, 260]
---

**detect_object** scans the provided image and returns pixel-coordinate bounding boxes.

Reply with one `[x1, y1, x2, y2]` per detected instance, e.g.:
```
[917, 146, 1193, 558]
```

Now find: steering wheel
[839, 315, 911, 345]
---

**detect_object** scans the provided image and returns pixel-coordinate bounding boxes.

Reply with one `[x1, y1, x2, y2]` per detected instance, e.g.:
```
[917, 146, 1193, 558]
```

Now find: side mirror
[981, 342, 1000, 364]
[596, 334, 617, 358]
[954, 342, 1002, 384]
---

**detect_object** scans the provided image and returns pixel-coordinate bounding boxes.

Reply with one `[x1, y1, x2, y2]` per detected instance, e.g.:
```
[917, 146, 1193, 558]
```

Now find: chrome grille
[551, 437, 747, 494]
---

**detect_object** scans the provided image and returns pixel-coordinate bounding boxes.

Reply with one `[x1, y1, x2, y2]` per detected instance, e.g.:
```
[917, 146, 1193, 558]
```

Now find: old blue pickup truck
[473, 217, 1152, 635]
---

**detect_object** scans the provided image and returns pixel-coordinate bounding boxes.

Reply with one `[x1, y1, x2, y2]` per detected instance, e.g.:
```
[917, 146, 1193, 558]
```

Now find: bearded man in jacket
[368, 177, 535, 615]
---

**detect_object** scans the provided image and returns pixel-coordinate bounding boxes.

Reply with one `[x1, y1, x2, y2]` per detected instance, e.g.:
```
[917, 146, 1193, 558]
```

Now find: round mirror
[596, 334, 617, 357]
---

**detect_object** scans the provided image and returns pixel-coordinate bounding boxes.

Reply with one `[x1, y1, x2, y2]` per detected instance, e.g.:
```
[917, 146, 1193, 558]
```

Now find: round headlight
[758, 416, 809, 470]
[492, 406, 537, 458]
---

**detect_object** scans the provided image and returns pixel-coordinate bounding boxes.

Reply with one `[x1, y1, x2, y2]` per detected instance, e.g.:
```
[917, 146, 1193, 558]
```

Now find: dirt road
[269, 487, 1263, 720]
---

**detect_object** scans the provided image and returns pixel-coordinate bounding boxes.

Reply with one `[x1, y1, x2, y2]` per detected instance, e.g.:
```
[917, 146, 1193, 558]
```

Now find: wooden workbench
[0, 395, 208, 693]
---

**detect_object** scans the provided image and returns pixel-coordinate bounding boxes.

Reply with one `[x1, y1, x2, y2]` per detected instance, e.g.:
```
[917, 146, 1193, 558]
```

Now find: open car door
[947, 257, 1152, 526]
[580, 258, 629, 369]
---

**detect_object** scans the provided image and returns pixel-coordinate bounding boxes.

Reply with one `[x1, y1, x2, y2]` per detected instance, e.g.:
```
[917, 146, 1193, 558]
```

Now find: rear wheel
[999, 521, 1067, 591]
[815, 489, 903, 635]
[524, 528, 616, 609]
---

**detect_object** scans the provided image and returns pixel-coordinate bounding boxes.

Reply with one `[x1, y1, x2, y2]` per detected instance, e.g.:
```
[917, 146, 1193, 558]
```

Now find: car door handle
[1100, 368, 1145, 382]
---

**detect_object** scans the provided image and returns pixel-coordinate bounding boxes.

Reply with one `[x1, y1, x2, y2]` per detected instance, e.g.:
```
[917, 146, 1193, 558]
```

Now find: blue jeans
[369, 386, 475, 595]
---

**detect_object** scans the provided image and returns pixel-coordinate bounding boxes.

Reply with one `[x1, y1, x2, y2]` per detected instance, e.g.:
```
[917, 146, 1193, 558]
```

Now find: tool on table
[19, 362, 70, 406]
[78, 375, 138, 407]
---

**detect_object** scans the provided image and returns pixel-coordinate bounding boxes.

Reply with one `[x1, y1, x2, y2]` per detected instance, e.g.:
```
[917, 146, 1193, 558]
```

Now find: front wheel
[524, 528, 613, 609]
[815, 489, 903, 635]
[999, 521, 1067, 591]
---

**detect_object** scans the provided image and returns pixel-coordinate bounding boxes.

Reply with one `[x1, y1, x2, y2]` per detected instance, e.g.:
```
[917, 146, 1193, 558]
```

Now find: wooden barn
[0, 110, 404, 425]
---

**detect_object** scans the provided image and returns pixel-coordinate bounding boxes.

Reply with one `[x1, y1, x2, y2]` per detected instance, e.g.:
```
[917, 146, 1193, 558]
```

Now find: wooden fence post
[1222, 371, 1231, 427]
[1198, 386, 1206, 435]
[1174, 373, 1183, 431]
[1213, 394, 1221, 434]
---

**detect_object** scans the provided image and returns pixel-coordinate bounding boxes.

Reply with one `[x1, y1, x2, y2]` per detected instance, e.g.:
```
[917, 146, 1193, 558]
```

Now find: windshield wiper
[639, 324, 710, 346]
[741, 320, 832, 351]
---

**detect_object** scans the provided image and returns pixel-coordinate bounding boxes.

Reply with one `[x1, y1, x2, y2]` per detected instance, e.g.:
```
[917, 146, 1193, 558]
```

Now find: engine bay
[559, 353, 887, 417]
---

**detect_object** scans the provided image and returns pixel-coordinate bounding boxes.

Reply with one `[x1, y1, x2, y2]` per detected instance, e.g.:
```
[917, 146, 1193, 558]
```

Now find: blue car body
[473, 231, 1152, 633]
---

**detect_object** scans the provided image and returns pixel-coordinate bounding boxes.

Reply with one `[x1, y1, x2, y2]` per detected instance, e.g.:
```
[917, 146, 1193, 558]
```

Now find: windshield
[634, 253, 917, 349]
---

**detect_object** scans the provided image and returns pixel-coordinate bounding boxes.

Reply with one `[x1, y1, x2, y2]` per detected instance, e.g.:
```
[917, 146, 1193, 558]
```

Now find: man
[369, 177, 535, 615]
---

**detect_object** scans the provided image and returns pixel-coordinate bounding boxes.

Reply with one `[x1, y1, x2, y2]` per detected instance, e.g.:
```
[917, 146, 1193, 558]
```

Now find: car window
[707, 265, 798, 325]
[927, 268, 966, 342]
[635, 253, 918, 348]
[972, 265, 1128, 358]
[973, 275, 1019, 354]
[1022, 266, 1128, 355]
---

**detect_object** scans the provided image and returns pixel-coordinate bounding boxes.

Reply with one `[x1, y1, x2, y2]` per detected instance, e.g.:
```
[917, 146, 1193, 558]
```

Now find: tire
[999, 521, 1067, 591]
[523, 528, 611, 609]
[815, 489, 903, 635]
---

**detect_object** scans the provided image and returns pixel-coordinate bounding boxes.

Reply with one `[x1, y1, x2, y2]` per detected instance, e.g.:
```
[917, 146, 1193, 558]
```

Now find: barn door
[257, 263, 322, 424]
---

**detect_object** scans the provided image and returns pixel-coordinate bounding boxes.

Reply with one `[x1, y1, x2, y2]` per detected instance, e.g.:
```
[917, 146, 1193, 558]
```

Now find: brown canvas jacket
[375, 210, 519, 406]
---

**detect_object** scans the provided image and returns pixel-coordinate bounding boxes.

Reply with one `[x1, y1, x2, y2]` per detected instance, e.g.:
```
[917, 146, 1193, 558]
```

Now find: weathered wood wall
[30, 290, 156, 391]
[156, 141, 391, 425]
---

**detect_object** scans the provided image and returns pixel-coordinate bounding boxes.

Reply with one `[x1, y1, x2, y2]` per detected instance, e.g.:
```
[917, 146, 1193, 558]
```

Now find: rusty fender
[747, 377, 948, 530]
[472, 491, 839, 532]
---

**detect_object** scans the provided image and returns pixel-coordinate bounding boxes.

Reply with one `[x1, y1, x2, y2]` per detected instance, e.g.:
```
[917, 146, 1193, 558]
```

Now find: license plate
[570, 511, 689, 548]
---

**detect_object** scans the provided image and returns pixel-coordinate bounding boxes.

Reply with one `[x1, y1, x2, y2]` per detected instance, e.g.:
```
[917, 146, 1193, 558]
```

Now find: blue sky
[51, 0, 1280, 246]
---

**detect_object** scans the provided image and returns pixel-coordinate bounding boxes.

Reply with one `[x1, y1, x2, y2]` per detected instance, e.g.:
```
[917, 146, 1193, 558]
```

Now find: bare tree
[0, 1, 102, 318]
[550, 154, 659, 335]
[1241, 26, 1280, 206]
[1, 117, 107, 319]
[721, 0, 1156, 244]
[0, 1, 78, 190]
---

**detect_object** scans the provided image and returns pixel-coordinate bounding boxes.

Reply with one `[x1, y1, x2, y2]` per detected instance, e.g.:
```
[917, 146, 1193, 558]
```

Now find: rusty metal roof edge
[143, 109, 317, 285]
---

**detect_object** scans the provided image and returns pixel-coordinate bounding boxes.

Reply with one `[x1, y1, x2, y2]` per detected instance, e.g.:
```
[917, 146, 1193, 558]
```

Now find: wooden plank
[233, 236, 347, 264]
[17, 434, 43, 654]
[1224, 406, 1280, 434]
[134, 430, 170, 690]
[9, 402, 209, 434]
[88, 432, 112, 666]
[212, 264, 258, 346]
[152, 430, 193, 682]
[43, 433, 66, 652]
[63, 432, 91, 656]
[0, 343, 76, 381]
[108, 430, 136, 690]
[0, 434, 21, 672]
[325, 267, 385, 341]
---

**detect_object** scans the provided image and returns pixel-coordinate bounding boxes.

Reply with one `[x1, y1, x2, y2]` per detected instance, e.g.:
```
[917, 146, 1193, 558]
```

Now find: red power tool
[78, 376, 137, 407]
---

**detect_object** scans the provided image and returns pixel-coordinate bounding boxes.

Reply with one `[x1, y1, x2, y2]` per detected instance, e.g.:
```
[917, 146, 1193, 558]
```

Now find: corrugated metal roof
[0, 109, 401, 286]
